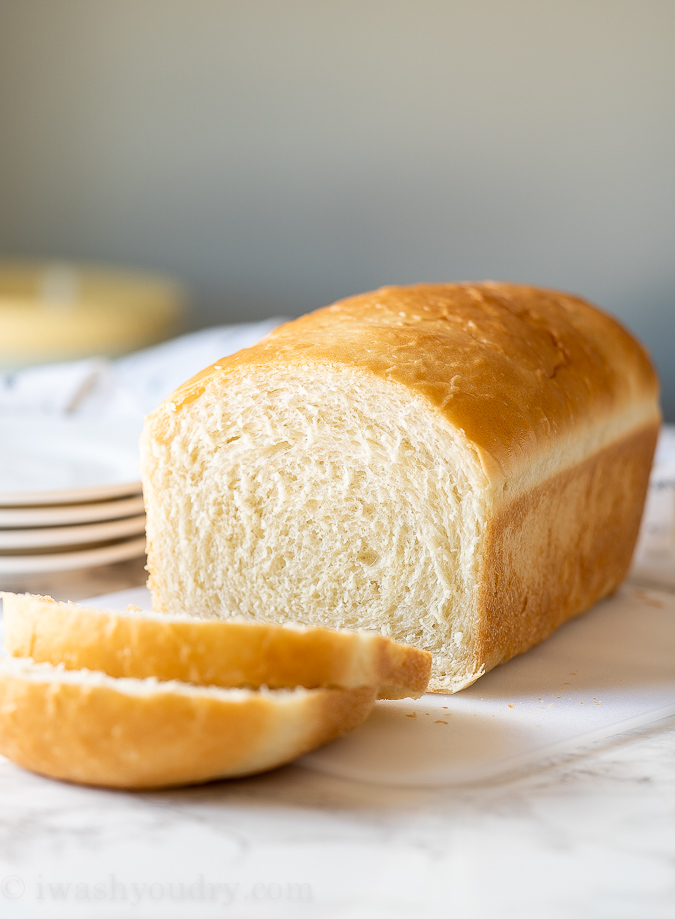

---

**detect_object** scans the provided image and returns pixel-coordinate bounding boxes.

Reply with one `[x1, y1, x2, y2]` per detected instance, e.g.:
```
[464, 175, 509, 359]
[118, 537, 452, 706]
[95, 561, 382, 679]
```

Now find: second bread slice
[0, 657, 376, 789]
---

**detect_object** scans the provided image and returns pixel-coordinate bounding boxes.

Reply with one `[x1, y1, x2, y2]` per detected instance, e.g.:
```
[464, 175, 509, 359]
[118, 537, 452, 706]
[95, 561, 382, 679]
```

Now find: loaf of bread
[0, 657, 376, 788]
[1, 592, 431, 699]
[141, 283, 660, 692]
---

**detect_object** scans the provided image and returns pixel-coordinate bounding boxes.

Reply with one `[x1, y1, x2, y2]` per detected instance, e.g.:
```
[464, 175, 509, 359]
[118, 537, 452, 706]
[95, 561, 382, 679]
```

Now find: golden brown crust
[0, 661, 376, 789]
[1, 594, 431, 700]
[473, 421, 659, 681]
[160, 283, 660, 479]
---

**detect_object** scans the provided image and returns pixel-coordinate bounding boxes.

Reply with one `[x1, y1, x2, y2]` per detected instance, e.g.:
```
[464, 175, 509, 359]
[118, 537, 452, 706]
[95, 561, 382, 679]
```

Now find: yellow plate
[0, 260, 186, 368]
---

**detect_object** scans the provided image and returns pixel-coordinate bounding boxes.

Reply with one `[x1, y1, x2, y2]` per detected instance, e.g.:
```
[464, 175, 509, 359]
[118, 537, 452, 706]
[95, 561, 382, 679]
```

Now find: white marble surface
[0, 712, 673, 919]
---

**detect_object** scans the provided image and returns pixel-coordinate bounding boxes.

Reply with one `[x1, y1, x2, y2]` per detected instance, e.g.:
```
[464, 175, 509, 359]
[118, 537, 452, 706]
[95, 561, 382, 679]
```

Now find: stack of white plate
[0, 419, 146, 588]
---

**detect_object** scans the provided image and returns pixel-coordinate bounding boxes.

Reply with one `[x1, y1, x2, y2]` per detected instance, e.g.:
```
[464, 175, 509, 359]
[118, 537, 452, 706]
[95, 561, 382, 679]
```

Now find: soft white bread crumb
[143, 369, 485, 688]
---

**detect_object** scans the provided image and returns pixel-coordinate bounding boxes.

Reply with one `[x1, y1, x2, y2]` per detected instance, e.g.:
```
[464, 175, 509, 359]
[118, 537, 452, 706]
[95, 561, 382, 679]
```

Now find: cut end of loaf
[142, 365, 489, 691]
[141, 283, 660, 693]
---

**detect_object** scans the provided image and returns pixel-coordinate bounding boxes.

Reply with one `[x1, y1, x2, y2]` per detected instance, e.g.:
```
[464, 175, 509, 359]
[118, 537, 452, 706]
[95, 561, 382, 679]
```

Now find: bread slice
[0, 657, 376, 788]
[140, 283, 660, 692]
[1, 592, 431, 700]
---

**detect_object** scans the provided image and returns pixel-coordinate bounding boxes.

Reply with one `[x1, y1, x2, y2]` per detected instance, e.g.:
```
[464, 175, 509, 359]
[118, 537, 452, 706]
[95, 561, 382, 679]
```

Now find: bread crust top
[155, 283, 660, 479]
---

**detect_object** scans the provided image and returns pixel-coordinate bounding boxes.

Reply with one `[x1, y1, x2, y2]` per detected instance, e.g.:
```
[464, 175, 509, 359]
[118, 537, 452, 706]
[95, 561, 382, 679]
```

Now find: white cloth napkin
[0, 318, 283, 422]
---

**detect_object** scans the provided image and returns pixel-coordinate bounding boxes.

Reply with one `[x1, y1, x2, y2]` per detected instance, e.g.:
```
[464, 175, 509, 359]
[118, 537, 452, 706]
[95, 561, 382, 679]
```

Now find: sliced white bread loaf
[1, 593, 431, 699]
[140, 283, 660, 692]
[0, 657, 376, 789]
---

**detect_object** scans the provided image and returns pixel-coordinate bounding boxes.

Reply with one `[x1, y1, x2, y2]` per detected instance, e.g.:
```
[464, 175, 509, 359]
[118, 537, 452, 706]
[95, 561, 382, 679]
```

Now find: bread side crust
[0, 660, 376, 788]
[1, 594, 431, 700]
[453, 420, 658, 691]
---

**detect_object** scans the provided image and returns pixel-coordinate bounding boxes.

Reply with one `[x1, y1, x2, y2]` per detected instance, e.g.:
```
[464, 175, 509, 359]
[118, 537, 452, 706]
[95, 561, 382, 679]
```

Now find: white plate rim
[0, 536, 147, 575]
[0, 494, 146, 528]
[0, 480, 142, 507]
[0, 514, 146, 550]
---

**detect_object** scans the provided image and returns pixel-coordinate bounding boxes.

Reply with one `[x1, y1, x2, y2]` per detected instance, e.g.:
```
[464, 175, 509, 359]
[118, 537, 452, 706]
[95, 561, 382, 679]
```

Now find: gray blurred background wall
[0, 0, 673, 417]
